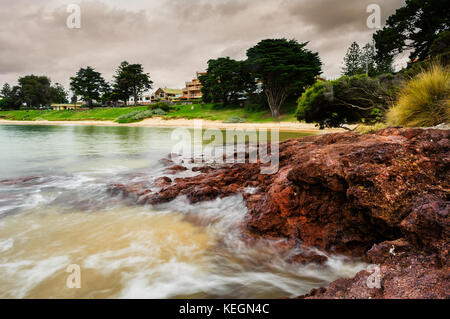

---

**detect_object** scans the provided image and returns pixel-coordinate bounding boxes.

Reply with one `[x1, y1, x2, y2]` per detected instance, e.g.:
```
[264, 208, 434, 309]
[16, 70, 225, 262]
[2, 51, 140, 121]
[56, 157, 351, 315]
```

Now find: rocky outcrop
[107, 128, 449, 299]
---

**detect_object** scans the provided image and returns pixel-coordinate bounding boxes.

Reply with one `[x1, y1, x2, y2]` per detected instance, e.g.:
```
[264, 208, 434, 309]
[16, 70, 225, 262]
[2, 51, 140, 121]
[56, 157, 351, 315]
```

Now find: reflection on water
[0, 125, 366, 299]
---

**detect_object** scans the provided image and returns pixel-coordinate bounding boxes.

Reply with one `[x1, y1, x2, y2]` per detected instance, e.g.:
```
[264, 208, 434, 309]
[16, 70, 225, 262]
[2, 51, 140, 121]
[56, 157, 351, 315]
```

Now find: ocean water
[0, 124, 366, 298]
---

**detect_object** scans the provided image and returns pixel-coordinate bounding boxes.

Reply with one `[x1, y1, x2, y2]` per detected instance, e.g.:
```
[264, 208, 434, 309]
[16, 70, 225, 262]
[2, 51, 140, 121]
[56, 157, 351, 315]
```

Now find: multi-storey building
[182, 72, 206, 100]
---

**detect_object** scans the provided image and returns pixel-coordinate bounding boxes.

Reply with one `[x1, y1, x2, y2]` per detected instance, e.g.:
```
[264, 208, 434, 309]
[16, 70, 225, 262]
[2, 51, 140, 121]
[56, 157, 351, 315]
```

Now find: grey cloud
[0, 0, 405, 91]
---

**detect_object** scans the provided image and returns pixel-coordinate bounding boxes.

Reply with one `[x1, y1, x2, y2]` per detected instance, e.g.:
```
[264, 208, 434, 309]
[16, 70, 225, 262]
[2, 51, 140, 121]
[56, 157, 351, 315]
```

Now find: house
[128, 92, 152, 105]
[181, 72, 206, 100]
[152, 88, 183, 102]
[52, 103, 83, 111]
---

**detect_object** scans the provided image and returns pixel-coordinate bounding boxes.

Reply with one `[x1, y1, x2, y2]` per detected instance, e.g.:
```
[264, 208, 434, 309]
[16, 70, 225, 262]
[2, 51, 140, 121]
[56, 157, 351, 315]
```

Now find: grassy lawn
[0, 104, 298, 123]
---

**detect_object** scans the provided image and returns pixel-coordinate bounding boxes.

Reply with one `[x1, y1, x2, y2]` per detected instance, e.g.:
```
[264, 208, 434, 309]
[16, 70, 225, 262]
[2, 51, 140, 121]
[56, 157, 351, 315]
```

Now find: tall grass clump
[387, 63, 449, 127]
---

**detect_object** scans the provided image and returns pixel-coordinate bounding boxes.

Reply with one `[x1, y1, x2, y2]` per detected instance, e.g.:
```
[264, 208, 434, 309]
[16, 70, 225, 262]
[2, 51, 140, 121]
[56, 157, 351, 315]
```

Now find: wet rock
[166, 165, 188, 174]
[153, 176, 172, 188]
[289, 253, 328, 265]
[0, 176, 46, 186]
[108, 128, 450, 298]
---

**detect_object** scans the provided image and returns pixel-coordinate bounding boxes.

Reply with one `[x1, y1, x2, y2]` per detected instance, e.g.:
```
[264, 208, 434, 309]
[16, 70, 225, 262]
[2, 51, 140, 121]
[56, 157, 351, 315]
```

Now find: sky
[0, 0, 407, 93]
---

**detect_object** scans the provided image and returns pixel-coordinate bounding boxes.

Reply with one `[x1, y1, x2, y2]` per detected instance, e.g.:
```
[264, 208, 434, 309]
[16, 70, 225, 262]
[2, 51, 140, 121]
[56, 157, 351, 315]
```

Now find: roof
[155, 88, 182, 95]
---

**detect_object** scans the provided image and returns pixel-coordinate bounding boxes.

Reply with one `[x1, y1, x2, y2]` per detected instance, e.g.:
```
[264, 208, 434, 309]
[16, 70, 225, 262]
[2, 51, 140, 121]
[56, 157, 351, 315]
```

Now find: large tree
[50, 83, 69, 104]
[0, 83, 22, 109]
[246, 39, 322, 119]
[18, 75, 52, 108]
[113, 61, 153, 106]
[373, 0, 450, 62]
[199, 57, 255, 105]
[70, 67, 108, 107]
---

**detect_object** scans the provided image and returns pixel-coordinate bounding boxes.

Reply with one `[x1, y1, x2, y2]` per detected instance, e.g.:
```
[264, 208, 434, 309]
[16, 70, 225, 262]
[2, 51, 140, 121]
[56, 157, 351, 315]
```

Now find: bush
[223, 116, 246, 123]
[148, 102, 171, 112]
[116, 108, 168, 123]
[387, 64, 450, 127]
[296, 75, 398, 129]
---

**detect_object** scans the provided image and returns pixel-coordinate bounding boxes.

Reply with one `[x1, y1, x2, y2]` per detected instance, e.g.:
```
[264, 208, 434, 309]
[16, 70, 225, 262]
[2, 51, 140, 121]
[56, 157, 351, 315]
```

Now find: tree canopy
[70, 66, 108, 107]
[296, 74, 399, 129]
[50, 83, 69, 104]
[246, 39, 322, 119]
[199, 57, 255, 105]
[373, 0, 450, 62]
[112, 61, 153, 106]
[18, 75, 52, 108]
[343, 42, 393, 77]
[0, 83, 22, 109]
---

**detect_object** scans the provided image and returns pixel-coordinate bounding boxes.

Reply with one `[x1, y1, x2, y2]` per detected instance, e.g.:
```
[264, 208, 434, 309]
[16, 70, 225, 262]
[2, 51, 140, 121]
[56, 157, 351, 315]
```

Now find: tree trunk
[264, 85, 290, 122]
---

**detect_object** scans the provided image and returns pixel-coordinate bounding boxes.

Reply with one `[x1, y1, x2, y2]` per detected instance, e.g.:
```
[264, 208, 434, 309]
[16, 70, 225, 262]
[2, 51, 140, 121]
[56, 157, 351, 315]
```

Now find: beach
[0, 118, 349, 133]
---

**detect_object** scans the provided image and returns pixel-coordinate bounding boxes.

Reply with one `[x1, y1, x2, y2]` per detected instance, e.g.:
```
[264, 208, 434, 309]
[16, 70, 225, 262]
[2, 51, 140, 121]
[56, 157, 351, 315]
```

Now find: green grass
[0, 106, 148, 121]
[0, 103, 297, 123]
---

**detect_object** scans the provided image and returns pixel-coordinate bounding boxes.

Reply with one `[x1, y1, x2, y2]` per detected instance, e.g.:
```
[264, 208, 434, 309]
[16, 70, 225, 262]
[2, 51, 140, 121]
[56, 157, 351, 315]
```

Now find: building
[182, 72, 206, 100]
[128, 92, 152, 105]
[52, 103, 83, 111]
[152, 88, 183, 102]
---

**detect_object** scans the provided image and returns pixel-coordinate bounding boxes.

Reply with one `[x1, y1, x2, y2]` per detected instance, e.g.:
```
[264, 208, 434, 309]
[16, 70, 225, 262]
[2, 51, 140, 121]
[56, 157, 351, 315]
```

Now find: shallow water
[0, 125, 366, 298]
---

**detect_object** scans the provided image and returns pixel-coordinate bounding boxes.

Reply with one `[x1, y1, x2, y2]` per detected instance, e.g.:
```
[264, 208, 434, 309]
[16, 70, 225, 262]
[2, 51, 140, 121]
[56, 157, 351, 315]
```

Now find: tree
[373, 0, 450, 62]
[296, 74, 399, 129]
[0, 83, 22, 109]
[343, 42, 364, 76]
[343, 42, 394, 77]
[199, 57, 255, 105]
[113, 61, 153, 106]
[18, 75, 52, 108]
[246, 39, 322, 120]
[429, 31, 450, 65]
[50, 83, 69, 104]
[70, 67, 108, 107]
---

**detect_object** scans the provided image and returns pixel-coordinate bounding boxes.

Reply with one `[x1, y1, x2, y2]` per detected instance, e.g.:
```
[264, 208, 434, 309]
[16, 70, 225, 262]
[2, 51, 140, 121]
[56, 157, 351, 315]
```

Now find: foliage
[223, 116, 246, 123]
[342, 42, 365, 76]
[148, 102, 172, 112]
[70, 67, 109, 107]
[199, 57, 255, 105]
[112, 61, 153, 106]
[115, 108, 167, 123]
[18, 75, 52, 108]
[50, 83, 69, 104]
[342, 42, 393, 77]
[296, 74, 398, 129]
[373, 0, 450, 62]
[0, 83, 22, 109]
[429, 31, 450, 58]
[246, 39, 322, 119]
[387, 63, 450, 127]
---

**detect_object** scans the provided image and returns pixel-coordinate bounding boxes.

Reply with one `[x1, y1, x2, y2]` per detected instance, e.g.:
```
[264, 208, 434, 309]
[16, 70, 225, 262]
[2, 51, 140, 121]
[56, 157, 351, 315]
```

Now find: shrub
[296, 75, 398, 129]
[387, 64, 450, 127]
[223, 116, 246, 123]
[148, 102, 171, 112]
[150, 108, 168, 116]
[116, 109, 168, 123]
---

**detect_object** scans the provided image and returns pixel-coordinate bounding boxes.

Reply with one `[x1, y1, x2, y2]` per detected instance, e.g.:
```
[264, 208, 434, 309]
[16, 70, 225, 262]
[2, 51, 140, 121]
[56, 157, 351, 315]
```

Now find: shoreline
[0, 118, 349, 133]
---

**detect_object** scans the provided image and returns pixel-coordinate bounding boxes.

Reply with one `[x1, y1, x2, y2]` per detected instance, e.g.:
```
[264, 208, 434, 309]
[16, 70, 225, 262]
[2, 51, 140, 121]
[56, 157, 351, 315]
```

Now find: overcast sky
[0, 0, 407, 93]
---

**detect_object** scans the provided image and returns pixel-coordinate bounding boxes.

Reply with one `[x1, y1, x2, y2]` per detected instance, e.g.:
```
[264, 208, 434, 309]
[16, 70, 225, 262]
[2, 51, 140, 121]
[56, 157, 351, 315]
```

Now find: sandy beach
[0, 118, 349, 133]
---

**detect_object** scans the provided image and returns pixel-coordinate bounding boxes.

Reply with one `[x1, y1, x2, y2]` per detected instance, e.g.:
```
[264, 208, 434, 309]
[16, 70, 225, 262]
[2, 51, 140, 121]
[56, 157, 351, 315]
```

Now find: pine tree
[342, 42, 364, 76]
[361, 43, 377, 76]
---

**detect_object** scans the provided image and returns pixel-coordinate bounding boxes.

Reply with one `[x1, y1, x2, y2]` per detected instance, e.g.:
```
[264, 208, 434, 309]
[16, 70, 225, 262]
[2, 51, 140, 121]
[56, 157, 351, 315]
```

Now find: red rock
[154, 176, 172, 188]
[166, 165, 188, 174]
[106, 128, 450, 298]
